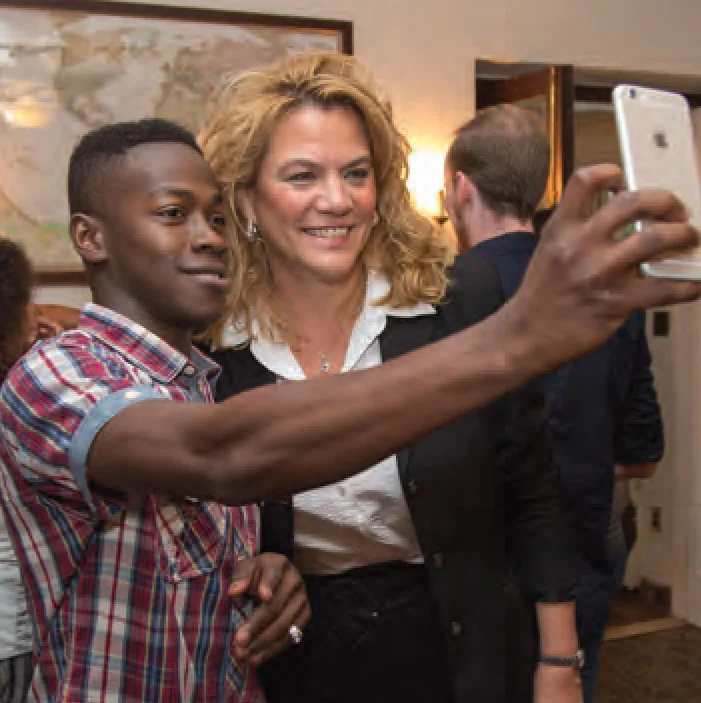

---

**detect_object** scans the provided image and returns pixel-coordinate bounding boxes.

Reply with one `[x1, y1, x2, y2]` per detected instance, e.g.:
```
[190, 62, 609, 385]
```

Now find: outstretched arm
[84, 165, 700, 506]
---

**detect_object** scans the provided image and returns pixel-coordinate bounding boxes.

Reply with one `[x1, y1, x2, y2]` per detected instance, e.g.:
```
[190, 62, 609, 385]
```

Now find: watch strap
[538, 649, 585, 670]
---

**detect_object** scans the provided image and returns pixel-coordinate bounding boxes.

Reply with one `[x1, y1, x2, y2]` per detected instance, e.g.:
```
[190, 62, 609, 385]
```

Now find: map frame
[0, 0, 353, 284]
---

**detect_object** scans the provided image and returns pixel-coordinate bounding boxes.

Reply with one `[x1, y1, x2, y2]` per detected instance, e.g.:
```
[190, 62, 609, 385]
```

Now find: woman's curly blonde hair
[199, 52, 455, 344]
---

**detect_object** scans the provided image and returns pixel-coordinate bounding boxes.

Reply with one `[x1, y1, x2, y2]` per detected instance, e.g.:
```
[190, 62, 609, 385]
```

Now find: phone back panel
[614, 85, 701, 273]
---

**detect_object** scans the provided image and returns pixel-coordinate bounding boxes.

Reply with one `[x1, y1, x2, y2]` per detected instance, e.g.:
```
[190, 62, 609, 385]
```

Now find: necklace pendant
[320, 353, 330, 374]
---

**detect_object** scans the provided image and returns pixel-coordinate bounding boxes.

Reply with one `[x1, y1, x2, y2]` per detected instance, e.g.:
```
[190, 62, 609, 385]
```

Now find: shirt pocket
[152, 496, 229, 583]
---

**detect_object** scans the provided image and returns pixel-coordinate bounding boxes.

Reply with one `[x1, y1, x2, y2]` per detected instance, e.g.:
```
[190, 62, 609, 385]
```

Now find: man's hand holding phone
[502, 163, 701, 379]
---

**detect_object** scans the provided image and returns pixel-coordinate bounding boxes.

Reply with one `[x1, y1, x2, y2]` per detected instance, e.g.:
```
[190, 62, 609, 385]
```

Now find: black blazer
[210, 253, 576, 703]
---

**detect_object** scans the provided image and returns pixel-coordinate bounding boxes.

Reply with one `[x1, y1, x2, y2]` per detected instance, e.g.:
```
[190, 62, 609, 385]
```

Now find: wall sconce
[435, 189, 448, 226]
[0, 85, 55, 129]
[407, 150, 448, 225]
[1, 104, 49, 128]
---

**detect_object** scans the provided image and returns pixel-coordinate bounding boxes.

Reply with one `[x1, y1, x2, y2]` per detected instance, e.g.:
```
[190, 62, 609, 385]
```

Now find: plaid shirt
[0, 304, 262, 703]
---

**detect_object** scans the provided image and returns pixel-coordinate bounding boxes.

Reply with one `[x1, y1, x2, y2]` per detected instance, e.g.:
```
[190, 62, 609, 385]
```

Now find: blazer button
[451, 620, 463, 637]
[407, 479, 419, 495]
[432, 552, 444, 568]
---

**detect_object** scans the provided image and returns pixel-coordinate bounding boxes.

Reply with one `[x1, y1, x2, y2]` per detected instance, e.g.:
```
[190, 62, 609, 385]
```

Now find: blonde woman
[200, 53, 581, 703]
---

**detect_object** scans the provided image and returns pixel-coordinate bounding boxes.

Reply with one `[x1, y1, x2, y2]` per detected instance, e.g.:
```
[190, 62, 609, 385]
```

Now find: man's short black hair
[67, 118, 203, 216]
[0, 238, 32, 383]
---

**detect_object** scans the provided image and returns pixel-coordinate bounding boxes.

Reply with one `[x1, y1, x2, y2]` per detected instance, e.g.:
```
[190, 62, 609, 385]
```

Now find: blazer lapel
[211, 346, 276, 399]
[380, 313, 437, 481]
[214, 348, 294, 558]
[238, 352, 277, 391]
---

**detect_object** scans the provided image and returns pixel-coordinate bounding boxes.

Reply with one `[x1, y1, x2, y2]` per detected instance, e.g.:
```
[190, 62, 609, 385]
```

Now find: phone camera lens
[629, 88, 637, 99]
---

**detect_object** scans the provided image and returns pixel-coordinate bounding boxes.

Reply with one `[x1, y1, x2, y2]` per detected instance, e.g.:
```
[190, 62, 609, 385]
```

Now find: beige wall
[68, 0, 701, 157]
[45, 0, 701, 308]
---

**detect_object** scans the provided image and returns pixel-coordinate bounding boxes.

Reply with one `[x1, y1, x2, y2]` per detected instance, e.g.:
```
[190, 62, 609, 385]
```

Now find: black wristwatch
[538, 649, 586, 670]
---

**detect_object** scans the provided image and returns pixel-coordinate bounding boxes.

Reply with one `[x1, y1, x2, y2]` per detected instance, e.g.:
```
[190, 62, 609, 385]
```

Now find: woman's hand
[230, 552, 311, 665]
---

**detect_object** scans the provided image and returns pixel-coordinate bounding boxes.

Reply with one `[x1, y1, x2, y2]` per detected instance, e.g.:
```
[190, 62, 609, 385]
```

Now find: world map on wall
[0, 8, 342, 271]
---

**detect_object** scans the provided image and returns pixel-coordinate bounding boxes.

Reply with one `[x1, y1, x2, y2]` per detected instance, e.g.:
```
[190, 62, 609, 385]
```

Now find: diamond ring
[288, 624, 303, 645]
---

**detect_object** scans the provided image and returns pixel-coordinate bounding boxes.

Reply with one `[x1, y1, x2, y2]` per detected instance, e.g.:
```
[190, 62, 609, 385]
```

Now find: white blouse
[222, 272, 435, 575]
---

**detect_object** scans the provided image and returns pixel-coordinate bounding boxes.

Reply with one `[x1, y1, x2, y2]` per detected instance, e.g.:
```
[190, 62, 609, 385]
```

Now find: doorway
[474, 59, 701, 635]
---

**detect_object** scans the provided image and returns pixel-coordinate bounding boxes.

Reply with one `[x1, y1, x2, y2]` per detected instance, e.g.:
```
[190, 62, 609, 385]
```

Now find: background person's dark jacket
[470, 231, 664, 650]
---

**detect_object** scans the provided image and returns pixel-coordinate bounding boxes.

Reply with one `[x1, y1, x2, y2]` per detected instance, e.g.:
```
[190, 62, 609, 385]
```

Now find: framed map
[0, 0, 352, 283]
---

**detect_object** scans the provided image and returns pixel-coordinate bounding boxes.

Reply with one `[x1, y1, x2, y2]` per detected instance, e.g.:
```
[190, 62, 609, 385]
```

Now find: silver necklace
[320, 353, 331, 374]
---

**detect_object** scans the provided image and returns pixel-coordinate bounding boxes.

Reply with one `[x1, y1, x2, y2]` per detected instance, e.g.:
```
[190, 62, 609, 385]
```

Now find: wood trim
[475, 80, 500, 109]
[476, 67, 553, 108]
[482, 82, 701, 109]
[605, 617, 686, 641]
[35, 270, 87, 286]
[545, 66, 575, 203]
[574, 85, 614, 104]
[557, 66, 575, 192]
[0, 0, 353, 52]
[575, 84, 701, 109]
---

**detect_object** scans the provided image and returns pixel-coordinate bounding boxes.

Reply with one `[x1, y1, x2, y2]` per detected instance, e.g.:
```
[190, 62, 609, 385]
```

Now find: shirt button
[451, 620, 463, 637]
[432, 552, 444, 569]
[407, 479, 419, 495]
[182, 364, 196, 377]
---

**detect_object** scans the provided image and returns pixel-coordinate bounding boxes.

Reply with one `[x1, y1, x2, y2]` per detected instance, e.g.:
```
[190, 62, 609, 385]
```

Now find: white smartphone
[613, 84, 701, 280]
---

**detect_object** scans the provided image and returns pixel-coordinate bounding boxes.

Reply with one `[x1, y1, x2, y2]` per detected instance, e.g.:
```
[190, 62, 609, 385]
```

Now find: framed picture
[0, 0, 352, 283]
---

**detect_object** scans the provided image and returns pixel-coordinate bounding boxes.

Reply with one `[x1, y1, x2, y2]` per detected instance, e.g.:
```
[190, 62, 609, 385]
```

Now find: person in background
[608, 461, 658, 594]
[0, 248, 118, 703]
[0, 239, 39, 703]
[443, 103, 664, 703]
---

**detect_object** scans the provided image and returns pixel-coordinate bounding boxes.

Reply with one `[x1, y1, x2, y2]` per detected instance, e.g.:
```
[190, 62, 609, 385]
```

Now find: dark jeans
[576, 567, 616, 703]
[582, 505, 636, 703]
[260, 561, 455, 703]
[579, 640, 601, 703]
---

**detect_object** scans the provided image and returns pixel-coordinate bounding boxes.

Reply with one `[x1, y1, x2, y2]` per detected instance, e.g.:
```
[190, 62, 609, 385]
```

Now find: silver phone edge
[614, 85, 701, 281]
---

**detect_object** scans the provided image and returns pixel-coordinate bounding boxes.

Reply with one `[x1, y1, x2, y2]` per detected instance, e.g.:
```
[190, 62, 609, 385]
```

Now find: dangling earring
[245, 219, 260, 243]
[372, 211, 379, 227]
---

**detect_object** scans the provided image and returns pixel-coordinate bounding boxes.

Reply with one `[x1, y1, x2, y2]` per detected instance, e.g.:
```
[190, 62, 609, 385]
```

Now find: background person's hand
[35, 313, 64, 340]
[502, 164, 701, 376]
[35, 304, 80, 337]
[231, 552, 310, 665]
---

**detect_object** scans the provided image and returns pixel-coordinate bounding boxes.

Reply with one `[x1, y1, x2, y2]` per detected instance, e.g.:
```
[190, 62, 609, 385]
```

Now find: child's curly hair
[0, 238, 33, 384]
